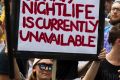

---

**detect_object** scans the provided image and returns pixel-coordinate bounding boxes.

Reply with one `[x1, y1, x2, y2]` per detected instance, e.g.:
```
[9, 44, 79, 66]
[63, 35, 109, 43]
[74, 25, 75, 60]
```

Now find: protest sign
[13, 0, 104, 60]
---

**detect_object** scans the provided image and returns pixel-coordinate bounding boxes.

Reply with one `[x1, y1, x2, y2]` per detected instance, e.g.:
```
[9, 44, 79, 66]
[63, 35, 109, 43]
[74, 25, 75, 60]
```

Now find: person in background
[83, 23, 120, 80]
[0, 0, 6, 52]
[105, 0, 114, 17]
[29, 58, 53, 80]
[104, 0, 120, 53]
[78, 0, 116, 78]
[0, 54, 53, 80]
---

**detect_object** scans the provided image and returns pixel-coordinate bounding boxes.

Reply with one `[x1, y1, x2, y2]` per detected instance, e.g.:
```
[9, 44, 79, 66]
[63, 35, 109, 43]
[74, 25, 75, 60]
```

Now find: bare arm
[13, 58, 26, 80]
[82, 48, 106, 80]
[13, 58, 21, 80]
[82, 61, 100, 80]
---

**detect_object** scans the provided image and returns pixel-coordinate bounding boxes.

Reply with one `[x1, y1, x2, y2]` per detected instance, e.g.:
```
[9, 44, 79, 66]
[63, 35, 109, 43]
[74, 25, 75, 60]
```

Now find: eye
[40, 64, 46, 70]
[111, 8, 120, 12]
[48, 66, 52, 71]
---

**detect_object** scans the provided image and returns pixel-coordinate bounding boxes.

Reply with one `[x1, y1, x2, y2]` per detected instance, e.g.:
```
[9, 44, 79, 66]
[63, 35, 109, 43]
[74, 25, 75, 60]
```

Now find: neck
[37, 77, 50, 80]
[106, 46, 120, 66]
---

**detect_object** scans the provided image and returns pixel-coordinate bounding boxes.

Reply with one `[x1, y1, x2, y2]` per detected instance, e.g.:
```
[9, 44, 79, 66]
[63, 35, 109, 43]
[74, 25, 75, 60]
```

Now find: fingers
[118, 70, 120, 78]
[118, 70, 120, 72]
[98, 48, 106, 60]
[98, 54, 106, 60]
[101, 48, 107, 53]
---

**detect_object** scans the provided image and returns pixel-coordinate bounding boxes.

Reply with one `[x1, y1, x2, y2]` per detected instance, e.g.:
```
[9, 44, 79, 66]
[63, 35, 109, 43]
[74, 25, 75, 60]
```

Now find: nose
[45, 66, 49, 70]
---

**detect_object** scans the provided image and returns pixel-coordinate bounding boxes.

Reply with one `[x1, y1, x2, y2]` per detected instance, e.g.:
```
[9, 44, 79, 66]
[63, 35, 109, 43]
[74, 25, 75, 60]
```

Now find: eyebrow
[38, 63, 53, 65]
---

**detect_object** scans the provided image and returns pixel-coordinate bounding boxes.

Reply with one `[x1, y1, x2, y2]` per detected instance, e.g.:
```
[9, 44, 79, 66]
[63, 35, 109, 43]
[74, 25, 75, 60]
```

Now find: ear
[116, 39, 120, 45]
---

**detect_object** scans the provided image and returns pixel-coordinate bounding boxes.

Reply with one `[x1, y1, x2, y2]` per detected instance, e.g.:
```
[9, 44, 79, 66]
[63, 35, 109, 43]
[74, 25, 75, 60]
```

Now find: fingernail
[119, 75, 120, 78]
[118, 70, 120, 72]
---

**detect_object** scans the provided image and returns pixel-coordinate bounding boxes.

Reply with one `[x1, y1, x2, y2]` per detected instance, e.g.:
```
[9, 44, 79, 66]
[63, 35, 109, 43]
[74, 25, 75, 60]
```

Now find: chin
[41, 77, 51, 80]
[112, 18, 120, 21]
[41, 75, 51, 79]
[110, 18, 120, 25]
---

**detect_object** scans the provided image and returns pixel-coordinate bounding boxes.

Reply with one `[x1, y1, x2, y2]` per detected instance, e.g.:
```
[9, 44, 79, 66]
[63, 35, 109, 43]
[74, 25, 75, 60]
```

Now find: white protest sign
[18, 0, 100, 54]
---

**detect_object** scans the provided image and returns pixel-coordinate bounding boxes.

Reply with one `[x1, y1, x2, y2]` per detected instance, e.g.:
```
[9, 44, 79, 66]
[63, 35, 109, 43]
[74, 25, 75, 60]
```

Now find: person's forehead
[112, 2, 120, 8]
[106, 0, 113, 2]
[38, 59, 53, 64]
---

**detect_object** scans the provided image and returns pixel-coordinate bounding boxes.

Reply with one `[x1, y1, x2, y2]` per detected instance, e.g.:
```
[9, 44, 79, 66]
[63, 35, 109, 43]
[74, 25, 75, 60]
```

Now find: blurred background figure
[0, 0, 6, 52]
[105, 0, 114, 18]
[104, 0, 120, 53]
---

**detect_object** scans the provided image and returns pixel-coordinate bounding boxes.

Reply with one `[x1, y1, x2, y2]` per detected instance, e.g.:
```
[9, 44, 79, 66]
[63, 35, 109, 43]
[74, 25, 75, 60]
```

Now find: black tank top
[95, 59, 120, 80]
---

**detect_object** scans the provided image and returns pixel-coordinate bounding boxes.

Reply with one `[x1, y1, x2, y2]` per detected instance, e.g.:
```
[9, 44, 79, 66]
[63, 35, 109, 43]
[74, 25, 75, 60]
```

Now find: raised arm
[82, 48, 106, 80]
